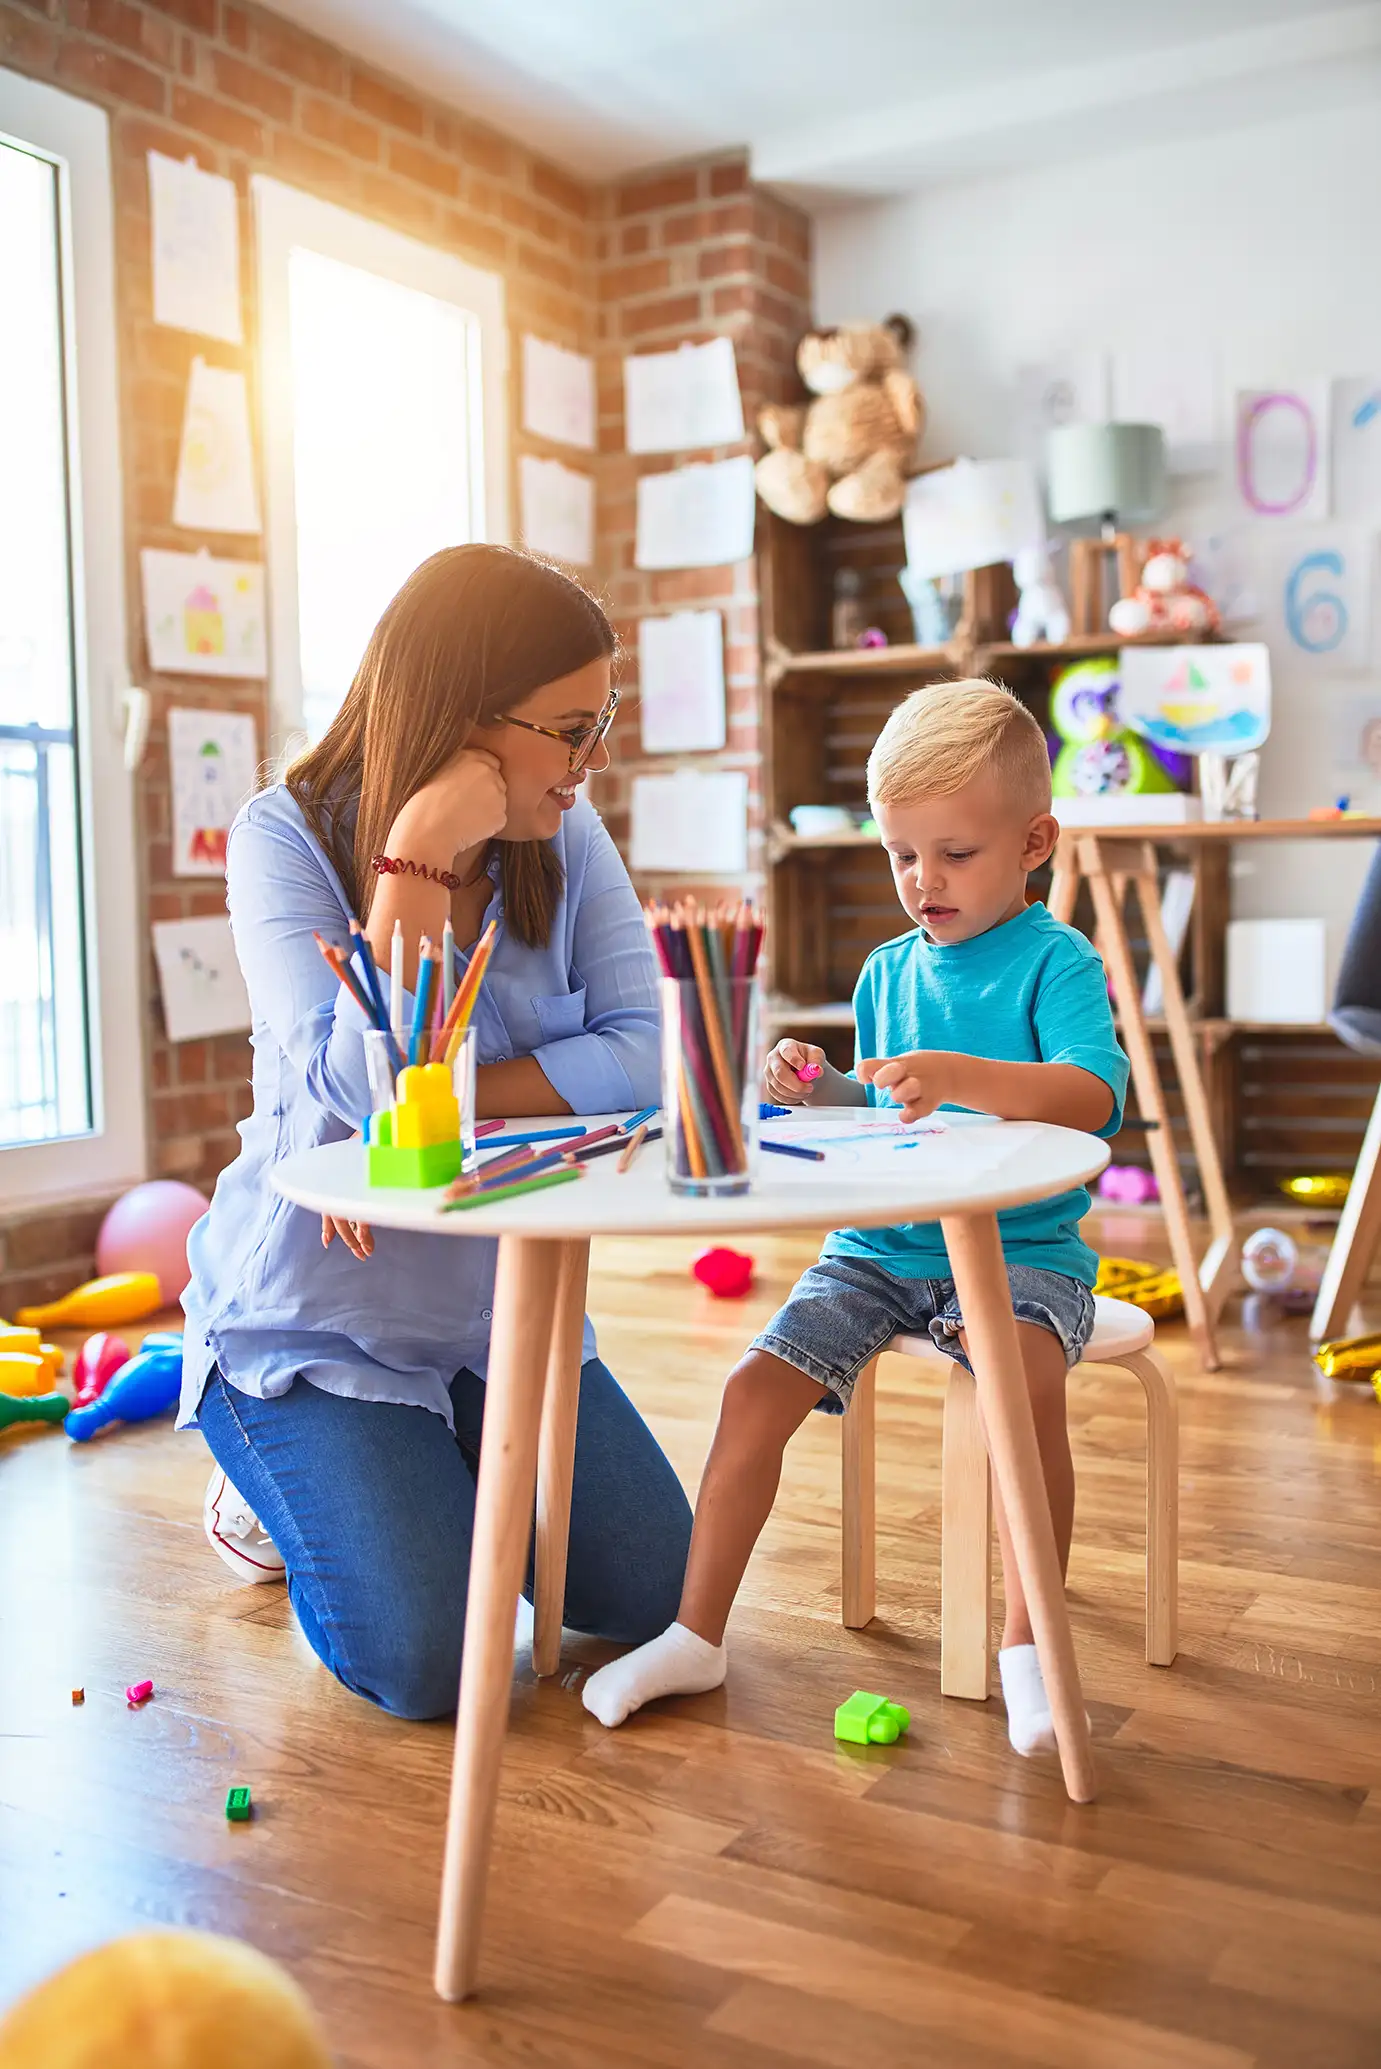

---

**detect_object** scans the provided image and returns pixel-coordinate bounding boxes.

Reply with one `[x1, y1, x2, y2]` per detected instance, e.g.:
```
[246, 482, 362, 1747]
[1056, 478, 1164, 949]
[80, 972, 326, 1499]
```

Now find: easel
[1049, 835, 1238, 1371]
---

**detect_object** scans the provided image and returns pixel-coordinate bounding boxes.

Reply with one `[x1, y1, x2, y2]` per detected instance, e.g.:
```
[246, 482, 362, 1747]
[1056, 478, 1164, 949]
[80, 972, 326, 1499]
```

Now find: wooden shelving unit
[755, 508, 1381, 1199]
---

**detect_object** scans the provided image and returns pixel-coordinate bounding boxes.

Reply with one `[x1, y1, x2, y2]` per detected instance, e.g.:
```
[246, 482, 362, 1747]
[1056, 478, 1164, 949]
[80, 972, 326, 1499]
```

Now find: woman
[182, 546, 690, 1720]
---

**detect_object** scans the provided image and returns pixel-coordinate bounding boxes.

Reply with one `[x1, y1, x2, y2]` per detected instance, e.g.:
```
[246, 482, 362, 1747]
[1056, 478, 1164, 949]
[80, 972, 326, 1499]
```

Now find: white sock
[581, 1621, 727, 1729]
[998, 1644, 1058, 1758]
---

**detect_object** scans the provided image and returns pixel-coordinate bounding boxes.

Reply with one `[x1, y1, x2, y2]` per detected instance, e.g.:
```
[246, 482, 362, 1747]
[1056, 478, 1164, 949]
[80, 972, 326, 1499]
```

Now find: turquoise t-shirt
[823, 902, 1129, 1286]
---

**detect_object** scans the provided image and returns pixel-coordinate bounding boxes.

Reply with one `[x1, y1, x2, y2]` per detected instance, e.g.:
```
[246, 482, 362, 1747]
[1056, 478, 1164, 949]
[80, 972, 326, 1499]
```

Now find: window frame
[251, 176, 509, 750]
[0, 69, 146, 1209]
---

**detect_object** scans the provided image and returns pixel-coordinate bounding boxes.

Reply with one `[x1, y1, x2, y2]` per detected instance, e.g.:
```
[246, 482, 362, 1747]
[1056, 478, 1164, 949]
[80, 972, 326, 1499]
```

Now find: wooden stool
[840, 1294, 1178, 1698]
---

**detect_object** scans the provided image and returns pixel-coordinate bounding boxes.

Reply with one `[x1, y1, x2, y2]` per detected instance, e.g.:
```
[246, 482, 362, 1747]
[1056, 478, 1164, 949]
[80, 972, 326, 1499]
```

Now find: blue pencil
[478, 1126, 588, 1149]
[349, 920, 403, 1071]
[761, 1139, 826, 1163]
[621, 1105, 658, 1133]
[409, 943, 435, 1067]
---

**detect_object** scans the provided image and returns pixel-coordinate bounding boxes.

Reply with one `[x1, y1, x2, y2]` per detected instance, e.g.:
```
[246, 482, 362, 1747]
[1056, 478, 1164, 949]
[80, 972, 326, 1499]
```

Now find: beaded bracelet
[370, 853, 463, 893]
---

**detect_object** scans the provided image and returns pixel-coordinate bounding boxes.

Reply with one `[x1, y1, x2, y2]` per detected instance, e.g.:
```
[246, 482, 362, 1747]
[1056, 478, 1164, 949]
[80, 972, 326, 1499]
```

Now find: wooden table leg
[1312, 1081, 1381, 1340]
[941, 1211, 1097, 1803]
[1047, 858, 1078, 926]
[533, 1239, 591, 1677]
[1078, 836, 1220, 1371]
[434, 1233, 562, 2003]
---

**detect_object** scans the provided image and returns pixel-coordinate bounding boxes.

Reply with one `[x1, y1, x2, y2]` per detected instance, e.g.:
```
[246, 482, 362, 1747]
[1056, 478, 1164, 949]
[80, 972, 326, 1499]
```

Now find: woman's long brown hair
[286, 545, 615, 948]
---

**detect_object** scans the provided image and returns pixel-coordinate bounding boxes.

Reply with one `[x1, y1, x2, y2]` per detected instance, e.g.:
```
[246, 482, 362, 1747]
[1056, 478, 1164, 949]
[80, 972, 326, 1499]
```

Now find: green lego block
[225, 1785, 252, 1823]
[367, 1138, 463, 1189]
[833, 1690, 911, 1747]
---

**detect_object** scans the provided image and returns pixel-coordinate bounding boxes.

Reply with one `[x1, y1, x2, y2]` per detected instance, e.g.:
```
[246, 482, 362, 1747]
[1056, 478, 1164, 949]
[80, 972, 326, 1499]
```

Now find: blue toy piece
[65, 1339, 183, 1441]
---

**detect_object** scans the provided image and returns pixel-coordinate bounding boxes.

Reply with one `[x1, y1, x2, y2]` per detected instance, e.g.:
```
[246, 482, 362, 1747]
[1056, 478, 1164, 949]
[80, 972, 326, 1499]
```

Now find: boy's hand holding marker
[764, 1039, 826, 1104]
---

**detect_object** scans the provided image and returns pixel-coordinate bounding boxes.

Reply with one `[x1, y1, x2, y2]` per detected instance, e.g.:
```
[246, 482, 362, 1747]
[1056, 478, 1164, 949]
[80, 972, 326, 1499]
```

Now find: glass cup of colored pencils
[362, 1026, 477, 1185]
[648, 900, 764, 1198]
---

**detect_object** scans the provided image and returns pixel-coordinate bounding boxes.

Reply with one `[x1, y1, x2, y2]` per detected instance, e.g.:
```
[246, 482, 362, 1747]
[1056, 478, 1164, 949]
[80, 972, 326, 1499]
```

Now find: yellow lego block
[393, 1062, 459, 1149]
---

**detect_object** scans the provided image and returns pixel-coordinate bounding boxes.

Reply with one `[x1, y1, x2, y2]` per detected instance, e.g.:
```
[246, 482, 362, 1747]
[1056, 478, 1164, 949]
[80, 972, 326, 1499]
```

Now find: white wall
[812, 98, 1381, 987]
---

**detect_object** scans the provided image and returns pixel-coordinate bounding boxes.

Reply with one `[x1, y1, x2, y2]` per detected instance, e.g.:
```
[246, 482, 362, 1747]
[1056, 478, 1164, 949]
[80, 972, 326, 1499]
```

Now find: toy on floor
[1313, 1331, 1381, 1382]
[0, 1326, 63, 1386]
[225, 1785, 252, 1823]
[692, 1247, 755, 1299]
[0, 1929, 333, 2068]
[72, 1331, 132, 1409]
[16, 1271, 162, 1332]
[834, 1690, 911, 1746]
[1241, 1227, 1324, 1313]
[1098, 1165, 1160, 1205]
[366, 1060, 463, 1189]
[65, 1338, 182, 1442]
[1279, 1173, 1350, 1209]
[1093, 1255, 1184, 1319]
[96, 1180, 209, 1303]
[0, 1390, 68, 1434]
[126, 1679, 153, 1706]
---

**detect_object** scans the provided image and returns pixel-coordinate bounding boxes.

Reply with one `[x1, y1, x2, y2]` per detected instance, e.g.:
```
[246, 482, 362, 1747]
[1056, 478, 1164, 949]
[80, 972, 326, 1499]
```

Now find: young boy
[583, 680, 1129, 1756]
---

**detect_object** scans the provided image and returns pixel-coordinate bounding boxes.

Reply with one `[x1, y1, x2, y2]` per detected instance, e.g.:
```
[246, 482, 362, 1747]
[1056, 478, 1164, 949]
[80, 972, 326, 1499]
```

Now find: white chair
[840, 1294, 1178, 1698]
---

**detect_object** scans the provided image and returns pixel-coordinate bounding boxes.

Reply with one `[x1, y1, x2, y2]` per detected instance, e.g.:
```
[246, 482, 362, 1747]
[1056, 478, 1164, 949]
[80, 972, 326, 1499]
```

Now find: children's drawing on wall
[1332, 696, 1381, 781]
[1118, 642, 1272, 756]
[140, 548, 267, 679]
[168, 707, 258, 876]
[151, 915, 252, 1041]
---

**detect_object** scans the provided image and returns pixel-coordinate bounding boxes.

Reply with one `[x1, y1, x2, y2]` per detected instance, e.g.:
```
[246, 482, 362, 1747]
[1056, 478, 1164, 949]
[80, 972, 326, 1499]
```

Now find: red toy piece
[71, 1332, 131, 1411]
[125, 1679, 153, 1705]
[692, 1247, 755, 1299]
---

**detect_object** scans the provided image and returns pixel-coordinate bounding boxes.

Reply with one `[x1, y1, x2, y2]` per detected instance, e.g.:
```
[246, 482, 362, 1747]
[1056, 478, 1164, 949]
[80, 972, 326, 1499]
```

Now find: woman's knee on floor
[299, 1580, 466, 1721]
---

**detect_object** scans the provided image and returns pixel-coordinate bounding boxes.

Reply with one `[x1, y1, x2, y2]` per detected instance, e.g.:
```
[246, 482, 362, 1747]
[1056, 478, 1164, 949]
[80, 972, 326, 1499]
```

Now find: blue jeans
[196, 1359, 692, 1720]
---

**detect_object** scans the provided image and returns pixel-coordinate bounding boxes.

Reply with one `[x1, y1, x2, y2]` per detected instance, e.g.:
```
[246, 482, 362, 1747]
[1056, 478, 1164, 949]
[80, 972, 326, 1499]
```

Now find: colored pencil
[644, 897, 763, 1187]
[621, 1105, 658, 1133]
[572, 1126, 663, 1168]
[390, 919, 404, 1039]
[441, 917, 455, 1015]
[348, 920, 402, 1070]
[475, 1118, 507, 1139]
[477, 1126, 587, 1149]
[617, 1123, 649, 1172]
[313, 932, 378, 1026]
[409, 941, 435, 1067]
[437, 918, 498, 1064]
[440, 1167, 581, 1213]
[761, 1138, 826, 1163]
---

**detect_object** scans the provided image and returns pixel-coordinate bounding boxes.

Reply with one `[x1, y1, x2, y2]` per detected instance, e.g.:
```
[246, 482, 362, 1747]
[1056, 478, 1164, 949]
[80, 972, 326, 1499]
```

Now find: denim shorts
[751, 1253, 1096, 1415]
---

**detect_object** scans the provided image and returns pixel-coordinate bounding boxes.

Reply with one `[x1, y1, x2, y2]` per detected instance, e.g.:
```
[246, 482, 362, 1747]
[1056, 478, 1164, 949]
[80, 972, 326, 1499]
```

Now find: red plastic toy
[692, 1247, 755, 1299]
[71, 1331, 131, 1411]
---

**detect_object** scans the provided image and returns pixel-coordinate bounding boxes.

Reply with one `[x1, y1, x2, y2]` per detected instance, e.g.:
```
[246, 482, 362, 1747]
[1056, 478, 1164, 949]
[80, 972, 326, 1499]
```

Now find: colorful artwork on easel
[141, 548, 267, 679]
[1118, 643, 1272, 756]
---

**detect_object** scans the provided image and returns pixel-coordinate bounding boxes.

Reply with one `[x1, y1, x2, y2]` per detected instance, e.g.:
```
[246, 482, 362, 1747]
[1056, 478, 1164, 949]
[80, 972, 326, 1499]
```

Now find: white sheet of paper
[1014, 354, 1108, 465]
[1331, 694, 1381, 777]
[172, 358, 260, 533]
[638, 611, 726, 753]
[625, 338, 745, 453]
[148, 152, 242, 344]
[1235, 383, 1330, 519]
[152, 914, 252, 1041]
[168, 707, 258, 876]
[522, 335, 595, 450]
[635, 454, 755, 570]
[629, 768, 747, 874]
[141, 548, 267, 679]
[1260, 527, 1374, 673]
[1119, 642, 1272, 756]
[518, 455, 594, 567]
[1332, 378, 1381, 521]
[764, 1109, 1033, 1186]
[902, 458, 1045, 579]
[1112, 348, 1219, 473]
[1187, 526, 1262, 629]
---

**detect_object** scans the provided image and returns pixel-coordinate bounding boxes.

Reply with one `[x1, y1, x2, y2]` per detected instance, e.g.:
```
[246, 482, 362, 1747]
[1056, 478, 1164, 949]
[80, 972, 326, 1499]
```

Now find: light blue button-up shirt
[179, 784, 659, 1430]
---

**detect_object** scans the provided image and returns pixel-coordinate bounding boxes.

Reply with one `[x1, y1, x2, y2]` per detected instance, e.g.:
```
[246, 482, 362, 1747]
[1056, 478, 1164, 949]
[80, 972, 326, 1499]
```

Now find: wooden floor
[3, 1219, 1381, 2067]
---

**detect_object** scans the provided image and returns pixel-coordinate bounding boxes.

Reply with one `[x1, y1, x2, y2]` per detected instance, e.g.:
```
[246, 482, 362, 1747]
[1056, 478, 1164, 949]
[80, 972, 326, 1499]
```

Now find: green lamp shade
[1047, 422, 1165, 525]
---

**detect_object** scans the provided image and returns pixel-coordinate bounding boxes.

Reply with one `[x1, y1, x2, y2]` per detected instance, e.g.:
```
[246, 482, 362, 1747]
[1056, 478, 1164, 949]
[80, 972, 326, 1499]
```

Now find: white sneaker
[203, 1466, 286, 1584]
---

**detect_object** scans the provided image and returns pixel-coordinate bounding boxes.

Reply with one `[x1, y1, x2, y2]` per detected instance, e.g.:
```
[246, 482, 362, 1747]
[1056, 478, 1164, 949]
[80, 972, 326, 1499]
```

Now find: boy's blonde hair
[867, 678, 1052, 814]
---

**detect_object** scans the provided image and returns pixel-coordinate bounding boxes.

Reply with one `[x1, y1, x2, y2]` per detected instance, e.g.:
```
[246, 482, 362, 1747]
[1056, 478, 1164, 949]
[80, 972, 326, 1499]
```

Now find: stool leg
[841, 1356, 877, 1629]
[940, 1364, 992, 1700]
[1121, 1348, 1179, 1666]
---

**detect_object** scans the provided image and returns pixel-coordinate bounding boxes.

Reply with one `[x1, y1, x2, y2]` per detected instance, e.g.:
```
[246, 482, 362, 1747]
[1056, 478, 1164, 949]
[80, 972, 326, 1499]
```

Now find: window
[0, 71, 144, 1206]
[253, 179, 507, 748]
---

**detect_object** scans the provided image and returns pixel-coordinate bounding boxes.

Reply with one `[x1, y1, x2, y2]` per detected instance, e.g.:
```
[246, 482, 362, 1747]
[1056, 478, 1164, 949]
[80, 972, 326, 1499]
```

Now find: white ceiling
[267, 0, 1381, 198]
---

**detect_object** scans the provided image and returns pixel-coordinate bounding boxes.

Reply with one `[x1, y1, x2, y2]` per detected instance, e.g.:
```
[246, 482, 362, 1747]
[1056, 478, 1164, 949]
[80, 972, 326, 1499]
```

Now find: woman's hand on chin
[322, 1214, 374, 1260]
[389, 747, 508, 866]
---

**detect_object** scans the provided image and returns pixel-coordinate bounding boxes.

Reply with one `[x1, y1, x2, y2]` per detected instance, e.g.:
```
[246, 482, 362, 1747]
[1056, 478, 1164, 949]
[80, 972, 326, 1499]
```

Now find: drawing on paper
[141, 549, 267, 679]
[1118, 643, 1272, 756]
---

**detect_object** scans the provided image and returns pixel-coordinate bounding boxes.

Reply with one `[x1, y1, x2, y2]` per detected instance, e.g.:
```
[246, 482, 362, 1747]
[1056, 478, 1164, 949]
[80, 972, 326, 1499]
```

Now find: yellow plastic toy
[0, 1326, 62, 1382]
[366, 1062, 463, 1188]
[16, 1271, 162, 1332]
[0, 1929, 332, 2068]
[1094, 1255, 1184, 1320]
[1313, 1331, 1381, 1381]
[1, 1352, 51, 1398]
[1279, 1173, 1351, 1209]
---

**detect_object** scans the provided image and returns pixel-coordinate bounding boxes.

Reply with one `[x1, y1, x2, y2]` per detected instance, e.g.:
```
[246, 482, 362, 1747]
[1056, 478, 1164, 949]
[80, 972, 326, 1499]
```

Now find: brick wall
[0, 2, 811, 1310]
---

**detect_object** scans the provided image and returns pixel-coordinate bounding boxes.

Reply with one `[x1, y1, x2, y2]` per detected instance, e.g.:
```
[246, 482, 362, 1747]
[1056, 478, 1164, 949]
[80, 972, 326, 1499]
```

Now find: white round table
[273, 1114, 1110, 2001]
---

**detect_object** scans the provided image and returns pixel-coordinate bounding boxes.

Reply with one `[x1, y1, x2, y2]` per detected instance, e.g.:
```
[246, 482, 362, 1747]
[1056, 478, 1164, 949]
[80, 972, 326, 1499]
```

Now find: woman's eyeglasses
[502, 686, 620, 774]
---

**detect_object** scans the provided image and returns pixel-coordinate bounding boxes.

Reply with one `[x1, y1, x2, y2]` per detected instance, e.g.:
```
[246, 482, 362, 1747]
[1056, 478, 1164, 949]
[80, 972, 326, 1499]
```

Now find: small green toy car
[833, 1690, 911, 1746]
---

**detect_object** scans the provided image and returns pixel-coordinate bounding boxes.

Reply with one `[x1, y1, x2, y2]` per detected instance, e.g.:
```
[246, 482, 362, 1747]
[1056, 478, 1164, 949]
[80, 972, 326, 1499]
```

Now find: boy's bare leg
[582, 1350, 826, 1726]
[961, 1319, 1075, 1754]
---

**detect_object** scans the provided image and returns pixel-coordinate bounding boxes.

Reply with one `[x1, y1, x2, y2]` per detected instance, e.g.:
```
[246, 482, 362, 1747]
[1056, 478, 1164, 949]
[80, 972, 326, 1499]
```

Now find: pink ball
[95, 1181, 210, 1304]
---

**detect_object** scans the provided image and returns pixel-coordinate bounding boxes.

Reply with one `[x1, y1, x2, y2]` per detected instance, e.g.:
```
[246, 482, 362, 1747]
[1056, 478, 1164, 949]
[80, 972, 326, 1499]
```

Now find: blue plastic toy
[65, 1335, 183, 1441]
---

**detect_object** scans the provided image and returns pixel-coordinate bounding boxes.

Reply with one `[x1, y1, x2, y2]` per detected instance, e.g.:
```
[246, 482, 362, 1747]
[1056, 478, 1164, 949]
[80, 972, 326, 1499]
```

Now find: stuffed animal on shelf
[1011, 544, 1071, 647]
[755, 315, 924, 526]
[1109, 539, 1221, 638]
[1048, 657, 1178, 802]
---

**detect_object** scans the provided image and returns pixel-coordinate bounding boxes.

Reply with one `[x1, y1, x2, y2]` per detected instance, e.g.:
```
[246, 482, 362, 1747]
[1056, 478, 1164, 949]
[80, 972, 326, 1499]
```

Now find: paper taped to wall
[635, 454, 755, 570]
[518, 455, 595, 567]
[625, 338, 745, 454]
[630, 767, 748, 874]
[172, 358, 260, 534]
[148, 152, 242, 344]
[522, 335, 596, 450]
[638, 610, 726, 753]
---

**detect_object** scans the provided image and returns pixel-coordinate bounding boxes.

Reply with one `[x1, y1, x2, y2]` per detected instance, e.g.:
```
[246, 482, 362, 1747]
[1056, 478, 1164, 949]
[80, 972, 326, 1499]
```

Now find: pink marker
[125, 1680, 153, 1706]
[795, 1062, 823, 1082]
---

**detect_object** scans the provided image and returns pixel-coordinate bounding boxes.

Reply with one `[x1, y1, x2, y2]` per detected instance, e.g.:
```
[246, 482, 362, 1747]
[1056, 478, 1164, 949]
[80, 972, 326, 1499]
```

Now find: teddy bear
[755, 315, 924, 525]
[1108, 539, 1221, 638]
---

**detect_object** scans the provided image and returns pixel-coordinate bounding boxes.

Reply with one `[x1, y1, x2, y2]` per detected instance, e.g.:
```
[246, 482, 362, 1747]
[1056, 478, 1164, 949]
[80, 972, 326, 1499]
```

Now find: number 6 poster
[1265, 529, 1373, 672]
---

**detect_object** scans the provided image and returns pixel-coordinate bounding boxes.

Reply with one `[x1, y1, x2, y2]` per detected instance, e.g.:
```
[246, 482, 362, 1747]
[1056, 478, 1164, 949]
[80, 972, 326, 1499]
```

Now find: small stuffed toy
[1109, 539, 1220, 638]
[1011, 544, 1071, 647]
[755, 315, 924, 525]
